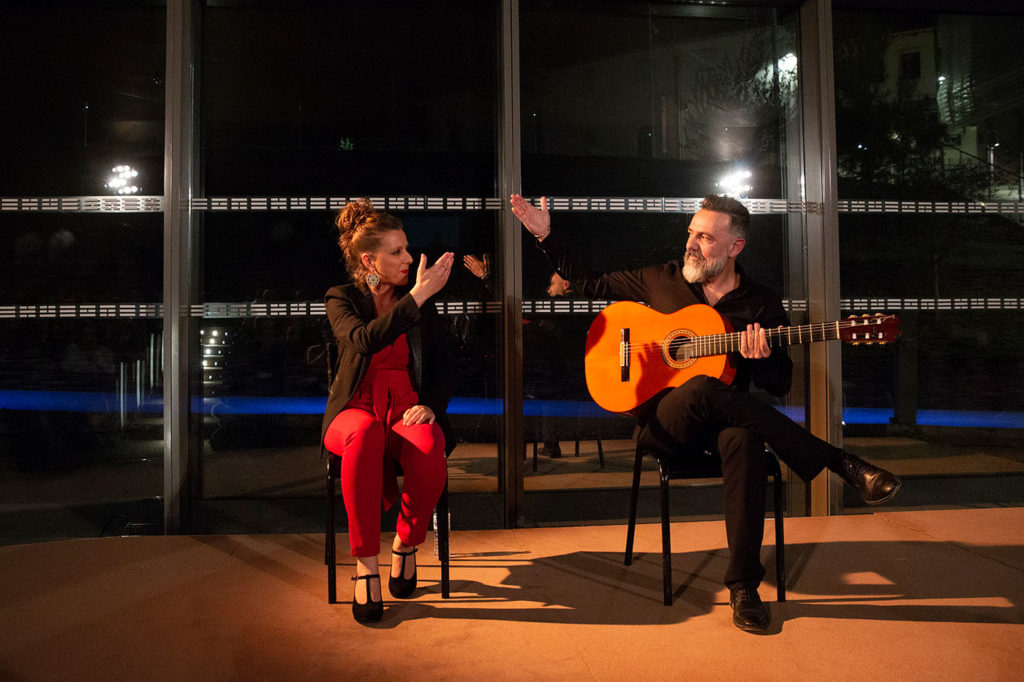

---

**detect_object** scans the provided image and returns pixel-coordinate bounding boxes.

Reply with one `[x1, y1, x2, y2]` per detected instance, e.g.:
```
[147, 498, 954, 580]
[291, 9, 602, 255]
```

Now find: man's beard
[683, 250, 728, 284]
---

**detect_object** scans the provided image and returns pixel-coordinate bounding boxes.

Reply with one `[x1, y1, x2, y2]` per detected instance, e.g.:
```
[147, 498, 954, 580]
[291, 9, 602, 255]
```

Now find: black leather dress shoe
[730, 586, 770, 632]
[835, 453, 902, 505]
[540, 441, 562, 458]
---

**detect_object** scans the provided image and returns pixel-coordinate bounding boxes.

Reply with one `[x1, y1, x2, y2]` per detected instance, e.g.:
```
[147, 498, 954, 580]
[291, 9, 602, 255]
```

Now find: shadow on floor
[308, 539, 1024, 631]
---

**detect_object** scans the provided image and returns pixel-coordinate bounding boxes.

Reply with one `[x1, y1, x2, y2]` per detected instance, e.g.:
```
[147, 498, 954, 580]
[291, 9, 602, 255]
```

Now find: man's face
[682, 209, 742, 284]
[547, 272, 572, 297]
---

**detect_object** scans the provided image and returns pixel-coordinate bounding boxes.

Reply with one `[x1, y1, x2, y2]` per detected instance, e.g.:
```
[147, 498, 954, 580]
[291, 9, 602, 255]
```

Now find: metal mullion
[499, 0, 524, 528]
[162, 0, 197, 533]
[799, 0, 844, 516]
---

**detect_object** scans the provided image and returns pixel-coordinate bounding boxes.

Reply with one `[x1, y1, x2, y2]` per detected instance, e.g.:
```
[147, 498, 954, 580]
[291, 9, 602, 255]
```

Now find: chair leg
[597, 439, 605, 468]
[326, 451, 337, 604]
[659, 464, 673, 606]
[772, 468, 786, 602]
[624, 445, 644, 565]
[436, 481, 451, 599]
[325, 453, 331, 567]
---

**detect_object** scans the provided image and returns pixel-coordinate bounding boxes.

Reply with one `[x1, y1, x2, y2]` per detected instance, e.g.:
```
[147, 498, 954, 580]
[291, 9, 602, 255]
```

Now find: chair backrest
[320, 317, 338, 388]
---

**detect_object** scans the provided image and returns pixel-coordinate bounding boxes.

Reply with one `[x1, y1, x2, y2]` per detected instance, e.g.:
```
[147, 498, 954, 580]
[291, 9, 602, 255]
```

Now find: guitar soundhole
[663, 330, 696, 369]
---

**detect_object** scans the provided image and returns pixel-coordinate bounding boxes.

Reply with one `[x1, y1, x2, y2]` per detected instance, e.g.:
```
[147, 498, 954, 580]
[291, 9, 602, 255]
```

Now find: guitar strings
[617, 318, 894, 358]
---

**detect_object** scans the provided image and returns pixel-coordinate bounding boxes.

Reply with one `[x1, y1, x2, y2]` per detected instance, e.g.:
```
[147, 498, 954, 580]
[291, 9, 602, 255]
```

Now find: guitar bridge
[620, 328, 629, 382]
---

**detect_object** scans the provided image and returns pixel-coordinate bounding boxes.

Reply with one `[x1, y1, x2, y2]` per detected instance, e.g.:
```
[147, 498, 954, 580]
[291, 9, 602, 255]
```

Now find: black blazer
[320, 283, 455, 454]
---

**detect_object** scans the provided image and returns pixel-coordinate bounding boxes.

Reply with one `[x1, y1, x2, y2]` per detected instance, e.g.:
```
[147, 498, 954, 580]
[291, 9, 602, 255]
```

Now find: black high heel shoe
[351, 574, 383, 623]
[389, 547, 418, 599]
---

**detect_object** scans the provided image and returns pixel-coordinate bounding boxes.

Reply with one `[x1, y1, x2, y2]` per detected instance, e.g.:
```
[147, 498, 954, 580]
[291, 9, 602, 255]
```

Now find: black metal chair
[325, 451, 451, 602]
[319, 321, 451, 603]
[624, 426, 786, 606]
[524, 412, 605, 472]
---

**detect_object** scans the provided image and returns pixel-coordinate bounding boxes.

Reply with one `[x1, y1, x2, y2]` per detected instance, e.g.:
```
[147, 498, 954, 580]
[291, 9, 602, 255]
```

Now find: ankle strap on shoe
[351, 573, 380, 582]
[392, 547, 417, 556]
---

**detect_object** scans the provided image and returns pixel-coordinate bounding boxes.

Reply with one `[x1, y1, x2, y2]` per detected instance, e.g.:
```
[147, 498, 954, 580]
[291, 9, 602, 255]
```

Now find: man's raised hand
[510, 194, 551, 240]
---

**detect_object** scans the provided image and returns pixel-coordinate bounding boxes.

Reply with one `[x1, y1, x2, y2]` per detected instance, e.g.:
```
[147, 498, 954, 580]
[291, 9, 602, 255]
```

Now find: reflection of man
[511, 192, 902, 632]
[463, 253, 491, 282]
[59, 323, 117, 440]
[533, 271, 580, 459]
[546, 271, 573, 298]
[61, 324, 114, 377]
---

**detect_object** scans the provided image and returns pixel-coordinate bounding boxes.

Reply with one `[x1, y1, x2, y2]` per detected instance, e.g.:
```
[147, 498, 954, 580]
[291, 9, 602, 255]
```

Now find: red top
[343, 333, 421, 506]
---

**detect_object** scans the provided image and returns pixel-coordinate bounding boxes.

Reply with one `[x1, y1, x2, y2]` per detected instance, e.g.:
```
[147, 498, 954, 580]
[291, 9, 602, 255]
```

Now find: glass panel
[521, 1, 800, 198]
[0, 317, 164, 543]
[0, 2, 166, 196]
[195, 1, 502, 530]
[195, 211, 502, 501]
[201, 1, 497, 196]
[0, 0, 166, 545]
[835, 8, 1024, 511]
[518, 1, 805, 523]
[2, 213, 163, 303]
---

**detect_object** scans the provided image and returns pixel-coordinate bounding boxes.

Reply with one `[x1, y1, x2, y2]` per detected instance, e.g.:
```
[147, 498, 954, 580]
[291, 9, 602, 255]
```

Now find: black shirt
[536, 232, 792, 398]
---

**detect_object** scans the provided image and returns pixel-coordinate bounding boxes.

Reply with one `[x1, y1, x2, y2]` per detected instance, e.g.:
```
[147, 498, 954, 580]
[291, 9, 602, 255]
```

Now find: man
[547, 271, 574, 298]
[510, 192, 901, 632]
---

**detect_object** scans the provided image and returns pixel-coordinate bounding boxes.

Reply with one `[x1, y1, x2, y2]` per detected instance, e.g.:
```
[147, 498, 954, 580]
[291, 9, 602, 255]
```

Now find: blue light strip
[1, 389, 1022, 428]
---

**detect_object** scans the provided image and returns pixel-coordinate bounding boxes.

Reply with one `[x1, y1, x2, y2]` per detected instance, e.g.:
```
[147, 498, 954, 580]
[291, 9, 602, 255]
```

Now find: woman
[322, 198, 455, 623]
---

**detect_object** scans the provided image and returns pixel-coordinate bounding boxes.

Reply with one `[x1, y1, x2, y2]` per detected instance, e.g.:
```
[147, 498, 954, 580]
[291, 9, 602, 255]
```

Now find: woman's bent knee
[324, 409, 384, 456]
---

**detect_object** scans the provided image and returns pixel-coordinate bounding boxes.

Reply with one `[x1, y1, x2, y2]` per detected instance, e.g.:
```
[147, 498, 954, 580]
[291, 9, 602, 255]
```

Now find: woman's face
[365, 229, 414, 287]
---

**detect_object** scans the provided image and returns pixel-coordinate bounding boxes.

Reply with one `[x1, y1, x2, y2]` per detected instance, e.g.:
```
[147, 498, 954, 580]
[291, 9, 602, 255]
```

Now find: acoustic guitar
[584, 301, 901, 414]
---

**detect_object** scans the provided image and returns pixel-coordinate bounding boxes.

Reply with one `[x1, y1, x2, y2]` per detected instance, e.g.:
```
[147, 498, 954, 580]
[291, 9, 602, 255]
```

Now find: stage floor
[2, 507, 1023, 679]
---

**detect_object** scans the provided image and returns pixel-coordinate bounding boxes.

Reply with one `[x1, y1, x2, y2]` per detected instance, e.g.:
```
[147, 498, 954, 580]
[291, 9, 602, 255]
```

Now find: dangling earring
[365, 272, 380, 287]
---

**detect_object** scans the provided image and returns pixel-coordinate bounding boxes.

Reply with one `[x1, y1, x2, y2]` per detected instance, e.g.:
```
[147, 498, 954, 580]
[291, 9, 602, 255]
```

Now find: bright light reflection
[777, 53, 798, 76]
[716, 169, 753, 198]
[104, 165, 139, 195]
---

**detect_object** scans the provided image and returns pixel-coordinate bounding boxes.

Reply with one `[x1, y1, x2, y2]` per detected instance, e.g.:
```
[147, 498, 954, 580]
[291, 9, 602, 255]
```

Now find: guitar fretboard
[687, 321, 844, 357]
[627, 318, 892, 359]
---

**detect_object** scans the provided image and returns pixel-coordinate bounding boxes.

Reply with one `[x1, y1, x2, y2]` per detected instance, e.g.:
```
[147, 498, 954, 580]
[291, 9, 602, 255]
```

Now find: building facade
[1, 0, 1022, 543]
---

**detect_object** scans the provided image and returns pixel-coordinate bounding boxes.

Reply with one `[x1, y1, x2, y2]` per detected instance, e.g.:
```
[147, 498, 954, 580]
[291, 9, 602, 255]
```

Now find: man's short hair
[701, 194, 750, 240]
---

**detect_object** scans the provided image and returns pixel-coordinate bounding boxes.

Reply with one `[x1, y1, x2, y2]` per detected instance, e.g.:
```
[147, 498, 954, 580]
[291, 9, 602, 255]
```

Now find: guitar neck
[768, 321, 844, 348]
[691, 321, 844, 358]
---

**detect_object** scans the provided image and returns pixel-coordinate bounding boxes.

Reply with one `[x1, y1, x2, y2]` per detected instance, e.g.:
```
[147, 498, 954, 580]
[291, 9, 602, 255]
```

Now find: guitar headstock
[840, 313, 901, 345]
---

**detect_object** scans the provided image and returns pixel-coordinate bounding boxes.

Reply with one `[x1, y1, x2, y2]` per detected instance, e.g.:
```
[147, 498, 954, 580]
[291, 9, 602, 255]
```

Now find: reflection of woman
[322, 199, 455, 623]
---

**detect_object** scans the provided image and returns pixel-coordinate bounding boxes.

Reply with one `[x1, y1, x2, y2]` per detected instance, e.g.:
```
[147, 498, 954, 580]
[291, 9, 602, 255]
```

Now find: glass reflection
[196, 211, 503, 501]
[517, 2, 805, 524]
[521, 0, 799, 198]
[835, 9, 1024, 510]
[0, 2, 165, 195]
[200, 1, 498, 196]
[0, 319, 164, 544]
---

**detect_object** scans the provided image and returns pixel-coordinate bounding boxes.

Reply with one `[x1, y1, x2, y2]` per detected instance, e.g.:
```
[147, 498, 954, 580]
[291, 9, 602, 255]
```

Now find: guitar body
[584, 302, 737, 414]
[584, 301, 899, 414]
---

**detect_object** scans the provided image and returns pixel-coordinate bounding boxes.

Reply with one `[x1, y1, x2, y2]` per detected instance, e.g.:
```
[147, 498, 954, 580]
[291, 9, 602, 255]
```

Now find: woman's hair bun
[335, 197, 376, 234]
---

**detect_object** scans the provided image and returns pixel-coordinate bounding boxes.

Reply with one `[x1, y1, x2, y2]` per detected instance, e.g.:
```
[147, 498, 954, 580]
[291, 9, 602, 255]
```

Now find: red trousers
[323, 336, 446, 558]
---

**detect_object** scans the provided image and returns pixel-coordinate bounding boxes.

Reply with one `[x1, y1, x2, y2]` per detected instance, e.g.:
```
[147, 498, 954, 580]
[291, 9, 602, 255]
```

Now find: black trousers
[648, 375, 844, 588]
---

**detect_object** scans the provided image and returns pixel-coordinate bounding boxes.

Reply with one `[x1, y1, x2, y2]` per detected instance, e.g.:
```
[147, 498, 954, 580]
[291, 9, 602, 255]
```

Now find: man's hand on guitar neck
[510, 194, 551, 241]
[740, 323, 772, 359]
